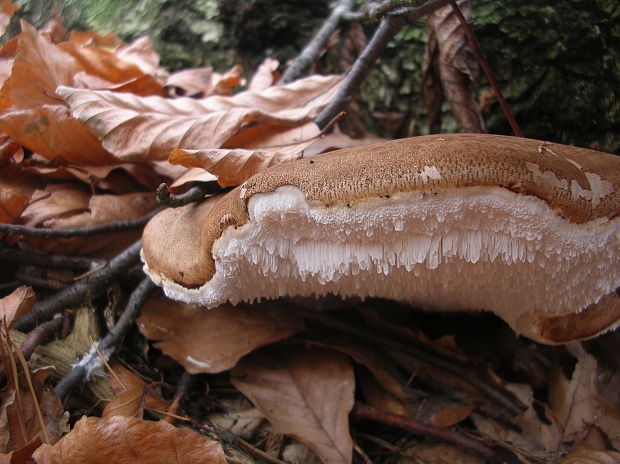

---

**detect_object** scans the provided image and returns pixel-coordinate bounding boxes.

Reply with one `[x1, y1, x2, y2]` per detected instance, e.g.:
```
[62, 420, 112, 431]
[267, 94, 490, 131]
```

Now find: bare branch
[54, 277, 157, 401]
[13, 240, 144, 333]
[156, 182, 228, 207]
[280, 0, 355, 84]
[353, 403, 506, 463]
[315, 0, 451, 129]
[0, 247, 105, 271]
[0, 209, 161, 238]
[291, 304, 526, 415]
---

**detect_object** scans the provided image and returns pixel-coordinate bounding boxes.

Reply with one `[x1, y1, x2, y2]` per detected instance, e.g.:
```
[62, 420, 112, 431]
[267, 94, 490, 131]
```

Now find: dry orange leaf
[0, 22, 113, 165]
[0, 286, 34, 327]
[68, 30, 124, 50]
[32, 416, 227, 464]
[59, 40, 163, 96]
[232, 346, 354, 464]
[138, 295, 303, 374]
[57, 74, 342, 169]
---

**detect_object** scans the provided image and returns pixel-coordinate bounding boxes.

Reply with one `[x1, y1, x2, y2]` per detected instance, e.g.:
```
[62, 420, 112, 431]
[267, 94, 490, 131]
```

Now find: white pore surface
[150, 185, 620, 331]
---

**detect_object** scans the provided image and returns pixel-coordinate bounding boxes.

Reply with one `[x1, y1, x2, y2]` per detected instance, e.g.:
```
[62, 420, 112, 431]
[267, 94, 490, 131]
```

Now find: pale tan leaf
[0, 286, 34, 327]
[232, 346, 354, 464]
[165, 65, 243, 98]
[557, 448, 620, 464]
[168, 167, 217, 192]
[168, 121, 321, 186]
[138, 295, 303, 374]
[57, 74, 342, 164]
[248, 58, 279, 92]
[33, 416, 227, 464]
[115, 36, 167, 81]
[549, 344, 620, 449]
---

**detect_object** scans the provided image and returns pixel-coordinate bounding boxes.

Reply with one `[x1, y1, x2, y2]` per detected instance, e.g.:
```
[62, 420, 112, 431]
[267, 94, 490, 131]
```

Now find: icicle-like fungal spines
[141, 134, 620, 344]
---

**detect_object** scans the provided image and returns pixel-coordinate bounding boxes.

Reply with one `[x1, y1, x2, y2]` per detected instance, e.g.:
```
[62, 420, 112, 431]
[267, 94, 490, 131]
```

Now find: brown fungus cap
[142, 134, 620, 344]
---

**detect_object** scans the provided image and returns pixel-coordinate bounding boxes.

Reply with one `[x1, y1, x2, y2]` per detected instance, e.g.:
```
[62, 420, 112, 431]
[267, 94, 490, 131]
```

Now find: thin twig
[54, 277, 157, 401]
[14, 345, 52, 444]
[19, 316, 64, 361]
[280, 0, 355, 84]
[315, 0, 451, 129]
[156, 183, 224, 207]
[365, 0, 432, 22]
[0, 247, 105, 271]
[291, 305, 526, 415]
[0, 208, 160, 238]
[13, 240, 144, 333]
[448, 0, 523, 136]
[353, 402, 506, 463]
[14, 273, 68, 291]
[165, 371, 192, 423]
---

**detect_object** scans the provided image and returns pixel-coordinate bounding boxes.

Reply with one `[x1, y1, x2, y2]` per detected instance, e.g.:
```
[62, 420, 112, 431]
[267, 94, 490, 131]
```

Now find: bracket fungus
[142, 134, 620, 344]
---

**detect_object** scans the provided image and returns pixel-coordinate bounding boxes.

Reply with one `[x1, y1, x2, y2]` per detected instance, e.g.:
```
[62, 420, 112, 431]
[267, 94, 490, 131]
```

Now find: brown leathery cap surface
[142, 133, 620, 289]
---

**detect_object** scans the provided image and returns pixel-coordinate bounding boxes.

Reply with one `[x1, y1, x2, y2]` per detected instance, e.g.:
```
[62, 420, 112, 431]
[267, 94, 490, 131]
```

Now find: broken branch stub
[141, 134, 620, 344]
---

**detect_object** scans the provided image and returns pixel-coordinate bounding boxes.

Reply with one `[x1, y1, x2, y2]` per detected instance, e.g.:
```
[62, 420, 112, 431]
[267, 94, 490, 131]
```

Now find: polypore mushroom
[142, 134, 620, 344]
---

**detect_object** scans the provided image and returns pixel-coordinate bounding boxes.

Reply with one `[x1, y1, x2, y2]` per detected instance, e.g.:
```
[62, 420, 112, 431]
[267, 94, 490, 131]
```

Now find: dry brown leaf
[115, 36, 167, 81]
[138, 295, 303, 374]
[312, 339, 409, 401]
[102, 363, 168, 419]
[556, 448, 620, 464]
[32, 415, 227, 464]
[0, 440, 41, 464]
[426, 403, 474, 428]
[472, 381, 562, 454]
[404, 442, 485, 464]
[357, 369, 408, 416]
[18, 186, 154, 255]
[424, 0, 485, 133]
[0, 358, 67, 454]
[231, 346, 354, 464]
[0, 0, 18, 38]
[248, 58, 279, 92]
[0, 22, 113, 164]
[0, 164, 39, 224]
[165, 65, 243, 98]
[549, 344, 620, 449]
[0, 286, 35, 327]
[58, 74, 342, 167]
